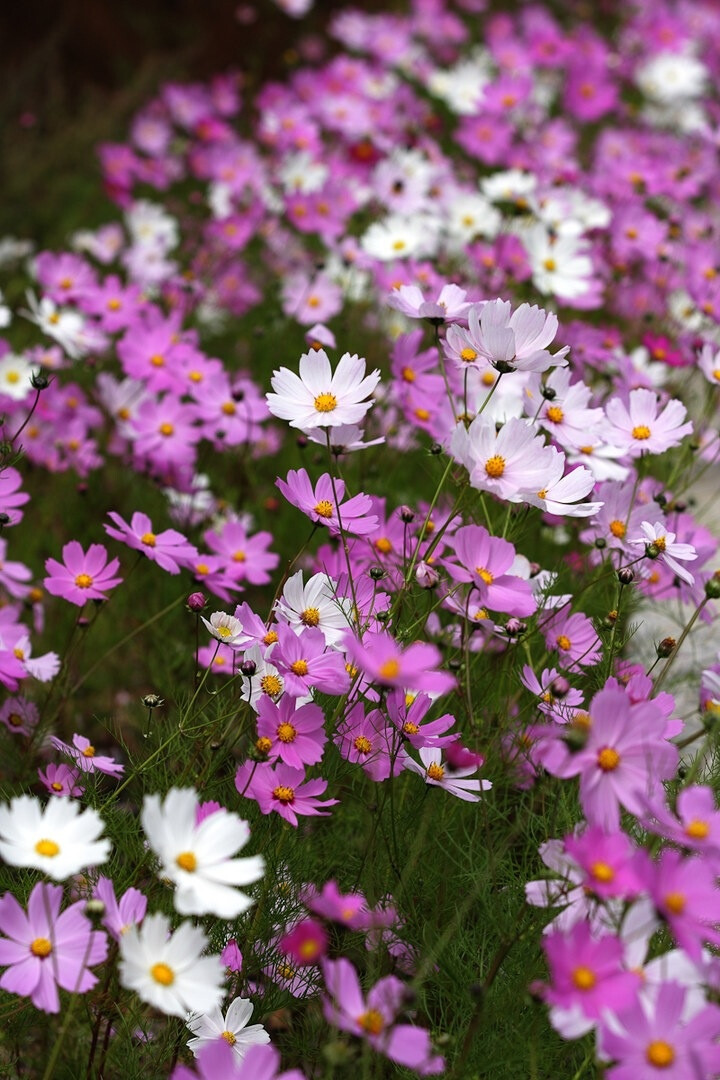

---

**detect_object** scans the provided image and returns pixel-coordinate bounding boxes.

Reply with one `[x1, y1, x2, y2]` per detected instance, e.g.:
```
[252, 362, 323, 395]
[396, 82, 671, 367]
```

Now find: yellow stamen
[484, 455, 505, 478]
[597, 746, 620, 771]
[31, 937, 52, 957]
[313, 392, 337, 413]
[150, 962, 174, 986]
[35, 839, 60, 857]
[176, 851, 197, 872]
[74, 573, 94, 589]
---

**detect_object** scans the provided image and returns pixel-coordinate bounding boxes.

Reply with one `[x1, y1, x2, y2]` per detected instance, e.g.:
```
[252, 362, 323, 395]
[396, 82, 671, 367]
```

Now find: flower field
[1, 0, 720, 1076]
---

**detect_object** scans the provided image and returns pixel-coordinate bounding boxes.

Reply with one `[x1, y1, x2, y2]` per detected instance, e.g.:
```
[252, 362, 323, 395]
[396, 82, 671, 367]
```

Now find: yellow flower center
[664, 891, 685, 915]
[403, 721, 419, 736]
[401, 365, 416, 382]
[357, 1009, 385, 1035]
[314, 500, 334, 518]
[475, 566, 494, 585]
[299, 607, 320, 627]
[484, 455, 505, 478]
[427, 762, 445, 781]
[378, 659, 400, 680]
[256, 736, 272, 753]
[543, 257, 557, 272]
[290, 659, 309, 676]
[221, 401, 236, 416]
[221, 1030, 237, 1046]
[74, 573, 94, 589]
[233, 550, 246, 562]
[176, 851, 197, 872]
[277, 722, 297, 743]
[590, 861, 615, 883]
[273, 785, 295, 803]
[654, 536, 666, 552]
[51, 782, 63, 792]
[107, 298, 122, 311]
[150, 353, 165, 367]
[597, 746, 620, 771]
[460, 347, 478, 363]
[150, 962, 174, 986]
[314, 392, 337, 413]
[354, 735, 372, 754]
[645, 1041, 675, 1068]
[609, 520, 626, 539]
[141, 532, 157, 546]
[263, 629, 279, 645]
[556, 635, 571, 651]
[82, 746, 95, 758]
[30, 937, 52, 957]
[260, 674, 283, 698]
[215, 625, 233, 639]
[546, 405, 564, 423]
[631, 425, 651, 440]
[277, 962, 295, 979]
[159, 422, 175, 436]
[572, 966, 596, 991]
[35, 839, 60, 857]
[685, 819, 710, 839]
[374, 537, 393, 554]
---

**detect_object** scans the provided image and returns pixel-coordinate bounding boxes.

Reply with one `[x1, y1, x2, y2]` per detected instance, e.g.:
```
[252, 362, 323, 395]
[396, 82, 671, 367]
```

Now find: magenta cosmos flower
[172, 1041, 306, 1080]
[445, 524, 536, 616]
[235, 761, 337, 827]
[104, 510, 197, 574]
[276, 468, 378, 536]
[267, 349, 380, 430]
[605, 388, 693, 457]
[0, 881, 108, 1013]
[636, 848, 720, 961]
[541, 920, 639, 1022]
[599, 980, 720, 1079]
[44, 541, 122, 606]
[255, 694, 327, 769]
[343, 631, 456, 697]
[50, 733, 124, 776]
[322, 957, 445, 1075]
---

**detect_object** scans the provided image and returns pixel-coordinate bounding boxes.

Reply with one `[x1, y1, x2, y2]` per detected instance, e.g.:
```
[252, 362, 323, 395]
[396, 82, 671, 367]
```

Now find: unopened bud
[541, 385, 557, 400]
[657, 637, 676, 658]
[399, 505, 415, 523]
[240, 659, 257, 677]
[76, 616, 90, 628]
[429, 442, 443, 455]
[505, 618, 526, 637]
[550, 676, 570, 699]
[369, 566, 386, 581]
[141, 693, 164, 709]
[186, 592, 207, 612]
[296, 435, 308, 449]
[617, 567, 635, 585]
[416, 560, 439, 588]
[30, 370, 50, 390]
[528, 562, 542, 578]
[0, 512, 10, 527]
[705, 575, 720, 600]
[84, 899, 105, 920]
[595, 537, 607, 550]
[645, 542, 661, 559]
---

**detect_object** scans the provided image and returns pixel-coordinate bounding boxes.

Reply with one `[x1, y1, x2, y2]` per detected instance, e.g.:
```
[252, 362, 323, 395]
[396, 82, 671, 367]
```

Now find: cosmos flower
[267, 349, 380, 430]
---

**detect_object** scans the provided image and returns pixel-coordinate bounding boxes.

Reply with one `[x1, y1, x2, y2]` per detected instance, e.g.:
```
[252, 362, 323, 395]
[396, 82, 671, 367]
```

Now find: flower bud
[240, 659, 257, 677]
[141, 693, 164, 709]
[0, 513, 10, 527]
[399, 505, 415, 523]
[595, 537, 606, 550]
[505, 618, 526, 637]
[30, 370, 50, 390]
[186, 592, 207, 612]
[429, 442, 443, 455]
[617, 567, 635, 585]
[645, 542, 660, 559]
[704, 575, 720, 600]
[84, 898, 105, 920]
[541, 385, 557, 400]
[416, 560, 439, 588]
[550, 676, 570, 699]
[656, 637, 676, 658]
[369, 566, 386, 581]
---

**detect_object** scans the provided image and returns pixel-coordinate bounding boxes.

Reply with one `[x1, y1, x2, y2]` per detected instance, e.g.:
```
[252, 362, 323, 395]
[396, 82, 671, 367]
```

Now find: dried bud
[415, 560, 439, 588]
[617, 567, 635, 585]
[399, 505, 415, 523]
[656, 637, 676, 658]
[186, 592, 207, 612]
[240, 659, 257, 677]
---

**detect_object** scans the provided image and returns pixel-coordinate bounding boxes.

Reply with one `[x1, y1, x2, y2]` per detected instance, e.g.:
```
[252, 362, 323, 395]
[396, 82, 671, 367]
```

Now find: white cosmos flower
[267, 349, 380, 431]
[0, 795, 110, 880]
[360, 213, 439, 261]
[118, 912, 224, 1018]
[0, 354, 34, 401]
[274, 570, 351, 646]
[141, 788, 264, 918]
[629, 521, 697, 586]
[201, 611, 246, 646]
[187, 997, 270, 1061]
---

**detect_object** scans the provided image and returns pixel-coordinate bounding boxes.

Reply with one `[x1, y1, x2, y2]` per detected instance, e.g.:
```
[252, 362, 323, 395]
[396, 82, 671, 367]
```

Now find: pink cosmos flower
[605, 388, 693, 457]
[563, 826, 642, 901]
[384, 690, 457, 749]
[540, 920, 639, 1021]
[49, 733, 124, 776]
[641, 785, 720, 857]
[545, 684, 678, 831]
[449, 414, 556, 502]
[629, 520, 697, 586]
[520, 666, 584, 723]
[221, 940, 243, 974]
[104, 510, 198, 574]
[267, 349, 380, 430]
[0, 881, 108, 1013]
[271, 623, 349, 697]
[255, 695, 327, 769]
[335, 702, 397, 782]
[302, 880, 371, 929]
[38, 763, 84, 798]
[322, 957, 445, 1075]
[386, 283, 471, 323]
[280, 918, 329, 967]
[44, 541, 122, 607]
[343, 630, 456, 697]
[542, 609, 602, 668]
[403, 746, 491, 802]
[276, 468, 378, 535]
[599, 980, 720, 1079]
[93, 877, 147, 942]
[635, 849, 720, 961]
[203, 520, 279, 586]
[445, 524, 536, 616]
[235, 761, 337, 827]
[172, 1040, 306, 1080]
[450, 298, 569, 373]
[0, 467, 30, 526]
[0, 696, 39, 736]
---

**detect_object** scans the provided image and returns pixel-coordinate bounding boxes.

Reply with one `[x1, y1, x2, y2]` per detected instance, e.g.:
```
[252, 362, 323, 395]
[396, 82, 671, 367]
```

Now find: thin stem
[654, 597, 708, 694]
